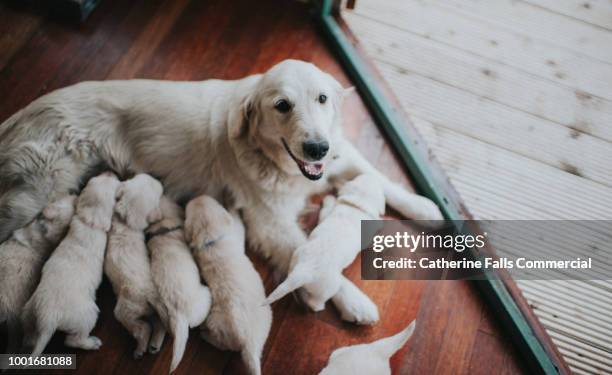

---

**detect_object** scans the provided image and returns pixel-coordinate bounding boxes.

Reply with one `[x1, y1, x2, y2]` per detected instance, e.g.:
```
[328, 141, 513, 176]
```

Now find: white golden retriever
[0, 194, 76, 352]
[147, 196, 212, 373]
[185, 195, 272, 375]
[104, 174, 165, 359]
[0, 59, 442, 319]
[319, 320, 416, 375]
[21, 172, 120, 357]
[265, 174, 383, 320]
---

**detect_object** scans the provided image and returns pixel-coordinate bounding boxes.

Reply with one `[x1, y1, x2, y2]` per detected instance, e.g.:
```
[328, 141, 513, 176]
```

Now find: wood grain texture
[0, 0, 527, 373]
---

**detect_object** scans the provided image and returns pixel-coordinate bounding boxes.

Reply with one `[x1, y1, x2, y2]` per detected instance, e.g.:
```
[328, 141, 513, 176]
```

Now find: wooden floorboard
[344, 0, 612, 373]
[0, 0, 527, 373]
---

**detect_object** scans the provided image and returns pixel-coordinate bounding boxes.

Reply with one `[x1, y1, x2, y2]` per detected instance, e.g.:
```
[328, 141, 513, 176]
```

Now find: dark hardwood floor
[0, 0, 528, 373]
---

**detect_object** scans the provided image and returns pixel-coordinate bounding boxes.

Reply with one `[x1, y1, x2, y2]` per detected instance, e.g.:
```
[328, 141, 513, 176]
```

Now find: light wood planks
[344, 1, 612, 373]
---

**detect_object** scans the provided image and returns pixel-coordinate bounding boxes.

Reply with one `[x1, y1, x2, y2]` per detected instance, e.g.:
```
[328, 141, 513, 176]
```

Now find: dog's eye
[274, 99, 291, 113]
[318, 94, 327, 104]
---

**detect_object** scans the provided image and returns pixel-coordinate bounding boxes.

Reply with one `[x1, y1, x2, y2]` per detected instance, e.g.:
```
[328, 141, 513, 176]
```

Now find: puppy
[0, 195, 76, 352]
[104, 174, 166, 359]
[265, 174, 384, 317]
[185, 195, 271, 375]
[319, 320, 416, 375]
[21, 172, 120, 356]
[147, 196, 212, 373]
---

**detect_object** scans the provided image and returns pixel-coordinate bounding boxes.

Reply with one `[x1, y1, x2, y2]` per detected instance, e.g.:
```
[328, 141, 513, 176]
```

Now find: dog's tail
[372, 320, 416, 359]
[169, 313, 189, 373]
[241, 344, 262, 375]
[264, 263, 312, 305]
[29, 325, 55, 358]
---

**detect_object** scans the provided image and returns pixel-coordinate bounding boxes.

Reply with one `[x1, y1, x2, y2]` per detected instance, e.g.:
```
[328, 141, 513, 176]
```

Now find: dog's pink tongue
[305, 163, 323, 175]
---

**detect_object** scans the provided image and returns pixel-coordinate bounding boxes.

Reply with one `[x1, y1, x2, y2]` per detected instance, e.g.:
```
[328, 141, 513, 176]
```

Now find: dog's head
[185, 195, 233, 250]
[115, 174, 164, 230]
[337, 174, 386, 218]
[41, 194, 77, 243]
[233, 60, 351, 181]
[76, 172, 120, 232]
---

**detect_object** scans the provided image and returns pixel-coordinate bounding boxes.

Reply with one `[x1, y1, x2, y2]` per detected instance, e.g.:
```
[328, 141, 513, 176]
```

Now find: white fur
[265, 174, 383, 324]
[147, 196, 211, 373]
[185, 195, 272, 375]
[319, 320, 416, 375]
[21, 172, 120, 356]
[104, 173, 166, 359]
[0, 59, 443, 320]
[0, 194, 76, 352]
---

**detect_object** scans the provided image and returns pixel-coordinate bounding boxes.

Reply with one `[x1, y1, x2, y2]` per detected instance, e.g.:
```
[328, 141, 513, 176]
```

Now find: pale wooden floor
[344, 1, 612, 374]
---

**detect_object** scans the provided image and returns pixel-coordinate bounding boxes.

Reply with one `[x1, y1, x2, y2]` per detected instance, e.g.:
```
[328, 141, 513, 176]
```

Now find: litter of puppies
[0, 171, 415, 374]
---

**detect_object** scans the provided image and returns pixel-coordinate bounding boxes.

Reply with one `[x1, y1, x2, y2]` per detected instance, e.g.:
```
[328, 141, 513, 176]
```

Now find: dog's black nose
[302, 140, 329, 161]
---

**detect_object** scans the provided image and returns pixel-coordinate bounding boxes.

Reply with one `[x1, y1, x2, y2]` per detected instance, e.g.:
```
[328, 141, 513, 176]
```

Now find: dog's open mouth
[281, 139, 324, 181]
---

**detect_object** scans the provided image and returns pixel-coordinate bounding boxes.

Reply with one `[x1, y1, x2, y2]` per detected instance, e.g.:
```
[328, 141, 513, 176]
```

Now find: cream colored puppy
[319, 320, 416, 375]
[104, 174, 165, 359]
[185, 195, 272, 375]
[265, 174, 383, 322]
[0, 195, 76, 352]
[147, 196, 212, 373]
[22, 172, 120, 356]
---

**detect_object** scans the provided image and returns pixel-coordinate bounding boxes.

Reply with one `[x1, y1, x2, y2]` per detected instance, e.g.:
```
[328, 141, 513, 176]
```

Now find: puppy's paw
[89, 336, 103, 350]
[410, 196, 444, 227]
[338, 298, 379, 325]
[133, 349, 144, 360]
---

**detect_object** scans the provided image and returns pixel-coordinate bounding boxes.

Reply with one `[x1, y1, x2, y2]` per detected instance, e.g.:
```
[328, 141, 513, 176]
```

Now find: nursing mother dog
[0, 59, 442, 320]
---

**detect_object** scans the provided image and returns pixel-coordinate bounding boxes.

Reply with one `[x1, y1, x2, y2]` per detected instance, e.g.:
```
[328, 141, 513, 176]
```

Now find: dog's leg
[148, 314, 166, 354]
[329, 139, 443, 221]
[64, 334, 102, 350]
[331, 276, 379, 325]
[114, 299, 151, 359]
[242, 205, 307, 276]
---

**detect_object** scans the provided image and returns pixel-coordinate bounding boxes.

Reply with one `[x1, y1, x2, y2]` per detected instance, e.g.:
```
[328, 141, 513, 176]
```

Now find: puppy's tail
[30, 325, 54, 358]
[241, 346, 262, 375]
[169, 313, 189, 373]
[372, 320, 416, 359]
[264, 263, 311, 305]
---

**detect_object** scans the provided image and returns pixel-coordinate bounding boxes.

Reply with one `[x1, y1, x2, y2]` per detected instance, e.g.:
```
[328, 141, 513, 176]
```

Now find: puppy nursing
[0, 194, 76, 351]
[22, 172, 120, 356]
[147, 196, 212, 373]
[104, 174, 166, 359]
[319, 320, 416, 375]
[266, 174, 384, 321]
[185, 195, 272, 375]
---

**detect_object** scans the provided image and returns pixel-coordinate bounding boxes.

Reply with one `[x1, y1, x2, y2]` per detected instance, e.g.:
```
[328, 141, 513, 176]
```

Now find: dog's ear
[230, 92, 256, 139]
[343, 86, 356, 97]
[147, 206, 163, 224]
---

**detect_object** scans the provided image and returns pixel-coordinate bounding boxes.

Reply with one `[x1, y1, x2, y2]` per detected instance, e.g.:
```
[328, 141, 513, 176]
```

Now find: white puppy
[104, 174, 165, 359]
[185, 195, 272, 375]
[0, 194, 76, 352]
[265, 174, 384, 321]
[147, 196, 211, 373]
[22, 172, 120, 356]
[319, 320, 416, 375]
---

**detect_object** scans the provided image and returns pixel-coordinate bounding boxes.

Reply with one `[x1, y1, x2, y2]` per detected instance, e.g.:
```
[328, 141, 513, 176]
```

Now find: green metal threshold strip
[313, 1, 559, 374]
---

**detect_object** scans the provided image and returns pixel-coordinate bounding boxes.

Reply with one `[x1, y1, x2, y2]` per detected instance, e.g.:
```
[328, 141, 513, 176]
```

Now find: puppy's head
[337, 174, 385, 218]
[41, 194, 77, 243]
[185, 195, 232, 249]
[233, 60, 352, 181]
[115, 174, 164, 230]
[76, 172, 120, 232]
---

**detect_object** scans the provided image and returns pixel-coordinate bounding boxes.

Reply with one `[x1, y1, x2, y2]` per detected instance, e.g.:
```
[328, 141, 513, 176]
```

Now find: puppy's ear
[343, 86, 356, 97]
[147, 207, 163, 224]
